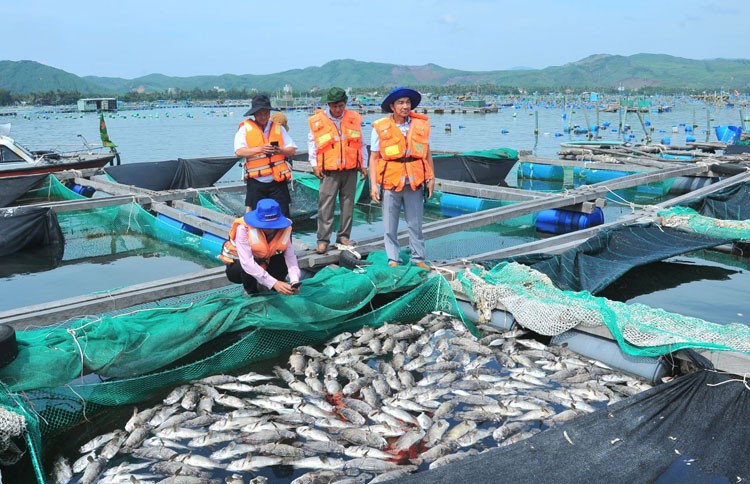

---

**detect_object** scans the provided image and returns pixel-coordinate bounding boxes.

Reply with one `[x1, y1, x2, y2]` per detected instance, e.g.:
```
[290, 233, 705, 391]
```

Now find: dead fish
[52, 456, 72, 484]
[343, 445, 394, 460]
[209, 442, 258, 461]
[339, 428, 388, 449]
[197, 374, 236, 385]
[236, 371, 274, 383]
[79, 430, 121, 454]
[289, 351, 307, 374]
[80, 456, 106, 484]
[291, 456, 346, 470]
[226, 455, 284, 472]
[343, 457, 402, 472]
[257, 442, 310, 458]
[163, 384, 190, 405]
[429, 449, 480, 470]
[392, 429, 426, 452]
[175, 453, 224, 470]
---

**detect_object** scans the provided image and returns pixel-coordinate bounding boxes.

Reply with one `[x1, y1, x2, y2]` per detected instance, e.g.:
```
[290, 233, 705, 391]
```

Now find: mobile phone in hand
[291, 282, 301, 289]
[270, 141, 279, 147]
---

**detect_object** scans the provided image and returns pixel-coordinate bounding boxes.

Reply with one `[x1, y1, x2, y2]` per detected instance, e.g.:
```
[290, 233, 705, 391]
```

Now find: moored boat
[0, 124, 116, 178]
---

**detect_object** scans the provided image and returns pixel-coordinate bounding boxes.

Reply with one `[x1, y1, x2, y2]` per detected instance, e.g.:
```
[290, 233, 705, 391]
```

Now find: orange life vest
[218, 217, 292, 266]
[372, 112, 433, 191]
[240, 119, 292, 182]
[308, 109, 363, 171]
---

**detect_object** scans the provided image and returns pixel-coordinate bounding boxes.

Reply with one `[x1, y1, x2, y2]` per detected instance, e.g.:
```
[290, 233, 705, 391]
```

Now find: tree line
[0, 85, 734, 107]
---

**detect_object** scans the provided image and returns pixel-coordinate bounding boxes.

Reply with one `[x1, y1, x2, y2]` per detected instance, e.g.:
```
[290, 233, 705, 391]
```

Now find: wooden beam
[433, 179, 545, 201]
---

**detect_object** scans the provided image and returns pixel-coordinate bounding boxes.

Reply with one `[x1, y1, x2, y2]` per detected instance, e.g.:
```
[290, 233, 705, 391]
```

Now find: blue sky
[2, 0, 749, 79]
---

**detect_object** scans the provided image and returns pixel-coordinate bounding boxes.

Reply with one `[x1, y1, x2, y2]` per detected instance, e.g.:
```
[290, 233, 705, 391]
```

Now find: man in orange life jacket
[234, 95, 297, 217]
[369, 87, 435, 270]
[307, 87, 369, 254]
[219, 198, 301, 295]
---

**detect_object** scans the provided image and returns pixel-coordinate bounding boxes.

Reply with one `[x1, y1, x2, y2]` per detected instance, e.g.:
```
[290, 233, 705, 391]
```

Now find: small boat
[0, 124, 116, 178]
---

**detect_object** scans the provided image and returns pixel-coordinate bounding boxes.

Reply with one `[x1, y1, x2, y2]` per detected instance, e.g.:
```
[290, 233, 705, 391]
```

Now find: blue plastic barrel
[574, 167, 633, 184]
[65, 182, 96, 198]
[439, 193, 484, 217]
[519, 162, 564, 181]
[200, 232, 226, 253]
[660, 137, 671, 145]
[686, 136, 696, 143]
[535, 207, 604, 234]
[156, 213, 202, 235]
[714, 125, 742, 144]
[659, 153, 694, 161]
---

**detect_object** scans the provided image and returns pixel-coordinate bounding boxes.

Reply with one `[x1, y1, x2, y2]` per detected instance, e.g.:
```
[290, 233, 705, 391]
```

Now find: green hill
[2, 54, 749, 95]
[0, 60, 105, 93]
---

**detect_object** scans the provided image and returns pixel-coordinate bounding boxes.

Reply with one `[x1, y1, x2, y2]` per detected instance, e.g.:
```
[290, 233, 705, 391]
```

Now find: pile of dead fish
[53, 312, 652, 484]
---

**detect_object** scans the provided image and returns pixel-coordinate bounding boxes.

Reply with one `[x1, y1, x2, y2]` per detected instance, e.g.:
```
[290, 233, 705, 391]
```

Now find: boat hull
[0, 154, 115, 178]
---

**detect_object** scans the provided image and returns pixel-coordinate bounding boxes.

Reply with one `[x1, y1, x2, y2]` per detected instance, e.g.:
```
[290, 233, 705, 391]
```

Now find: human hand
[313, 167, 325, 179]
[360, 168, 368, 180]
[370, 186, 380, 204]
[262, 143, 278, 155]
[426, 179, 435, 199]
[273, 281, 297, 295]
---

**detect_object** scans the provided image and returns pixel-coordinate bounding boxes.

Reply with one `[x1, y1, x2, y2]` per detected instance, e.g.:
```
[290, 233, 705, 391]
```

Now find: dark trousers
[225, 254, 289, 294]
[245, 178, 291, 218]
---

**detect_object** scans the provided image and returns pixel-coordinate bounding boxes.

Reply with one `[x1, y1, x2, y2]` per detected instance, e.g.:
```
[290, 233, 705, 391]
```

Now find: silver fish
[178, 388, 204, 411]
[175, 453, 224, 470]
[198, 374, 237, 385]
[79, 430, 121, 454]
[163, 384, 190, 405]
[226, 455, 284, 472]
[188, 430, 239, 448]
[52, 456, 72, 484]
[80, 456, 106, 484]
[209, 442, 258, 461]
[343, 457, 402, 472]
[236, 371, 274, 383]
[392, 429, 426, 452]
[291, 456, 346, 470]
[339, 428, 388, 449]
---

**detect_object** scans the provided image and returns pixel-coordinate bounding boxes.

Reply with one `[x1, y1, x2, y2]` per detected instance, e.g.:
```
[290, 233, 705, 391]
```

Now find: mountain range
[1, 54, 749, 95]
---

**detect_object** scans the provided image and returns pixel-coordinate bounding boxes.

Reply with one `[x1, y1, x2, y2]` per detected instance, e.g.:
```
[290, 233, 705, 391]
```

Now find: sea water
[2, 101, 749, 327]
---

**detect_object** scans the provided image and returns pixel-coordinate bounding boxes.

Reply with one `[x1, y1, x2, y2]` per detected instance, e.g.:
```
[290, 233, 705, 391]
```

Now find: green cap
[321, 87, 348, 104]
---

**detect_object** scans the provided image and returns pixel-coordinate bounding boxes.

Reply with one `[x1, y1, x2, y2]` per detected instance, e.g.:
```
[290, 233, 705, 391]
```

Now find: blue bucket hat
[243, 199, 291, 230]
[381, 87, 421, 113]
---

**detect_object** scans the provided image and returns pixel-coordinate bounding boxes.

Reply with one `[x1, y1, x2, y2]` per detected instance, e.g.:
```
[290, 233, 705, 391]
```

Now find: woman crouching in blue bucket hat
[218, 198, 301, 295]
[368, 87, 435, 271]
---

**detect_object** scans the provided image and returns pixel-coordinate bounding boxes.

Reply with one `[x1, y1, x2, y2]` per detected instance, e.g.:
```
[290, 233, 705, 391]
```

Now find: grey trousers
[317, 169, 359, 244]
[383, 185, 426, 264]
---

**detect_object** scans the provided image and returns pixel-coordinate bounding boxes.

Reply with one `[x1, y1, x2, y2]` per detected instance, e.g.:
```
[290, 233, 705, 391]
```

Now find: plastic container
[535, 207, 604, 234]
[574, 167, 632, 184]
[660, 137, 671, 145]
[157, 213, 202, 235]
[439, 193, 484, 217]
[714, 125, 742, 145]
[200, 232, 226, 253]
[519, 162, 564, 181]
[65, 181, 96, 198]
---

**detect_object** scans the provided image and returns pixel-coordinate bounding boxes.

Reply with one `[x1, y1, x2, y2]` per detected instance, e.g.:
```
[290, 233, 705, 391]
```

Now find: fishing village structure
[0, 134, 749, 482]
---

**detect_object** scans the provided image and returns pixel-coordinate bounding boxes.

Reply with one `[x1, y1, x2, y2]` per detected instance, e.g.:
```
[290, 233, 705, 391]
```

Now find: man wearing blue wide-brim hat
[369, 87, 435, 271]
[219, 198, 301, 295]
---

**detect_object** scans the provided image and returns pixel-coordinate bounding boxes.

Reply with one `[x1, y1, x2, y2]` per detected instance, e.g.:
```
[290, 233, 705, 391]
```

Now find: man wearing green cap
[307, 87, 368, 254]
